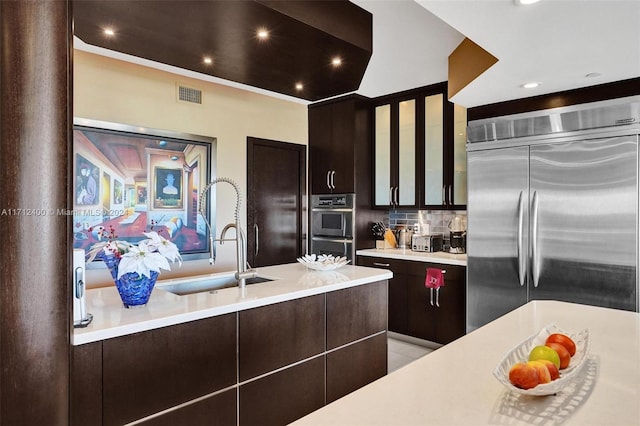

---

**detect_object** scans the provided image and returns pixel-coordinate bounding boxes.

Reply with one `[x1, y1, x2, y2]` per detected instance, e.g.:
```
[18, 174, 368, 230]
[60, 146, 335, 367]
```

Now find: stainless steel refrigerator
[466, 96, 640, 332]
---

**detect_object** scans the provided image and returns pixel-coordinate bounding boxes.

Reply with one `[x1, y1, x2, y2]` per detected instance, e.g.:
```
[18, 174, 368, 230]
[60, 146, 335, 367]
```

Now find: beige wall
[74, 50, 308, 286]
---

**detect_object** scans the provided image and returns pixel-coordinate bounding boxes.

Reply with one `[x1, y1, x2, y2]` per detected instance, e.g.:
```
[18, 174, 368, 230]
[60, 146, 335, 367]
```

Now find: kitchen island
[74, 262, 391, 345]
[71, 263, 392, 425]
[294, 300, 640, 426]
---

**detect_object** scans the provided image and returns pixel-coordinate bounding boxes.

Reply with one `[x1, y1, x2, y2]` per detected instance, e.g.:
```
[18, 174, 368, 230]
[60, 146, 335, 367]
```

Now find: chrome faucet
[198, 177, 256, 289]
[220, 223, 251, 273]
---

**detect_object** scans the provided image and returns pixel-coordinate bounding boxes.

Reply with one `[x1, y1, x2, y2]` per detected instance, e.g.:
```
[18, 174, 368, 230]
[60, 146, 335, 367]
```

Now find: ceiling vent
[177, 85, 202, 104]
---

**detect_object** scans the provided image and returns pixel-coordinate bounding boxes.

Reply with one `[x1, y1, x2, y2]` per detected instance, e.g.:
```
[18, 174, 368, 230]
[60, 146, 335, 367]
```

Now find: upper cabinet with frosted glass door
[372, 82, 467, 210]
[422, 93, 468, 209]
[373, 97, 418, 208]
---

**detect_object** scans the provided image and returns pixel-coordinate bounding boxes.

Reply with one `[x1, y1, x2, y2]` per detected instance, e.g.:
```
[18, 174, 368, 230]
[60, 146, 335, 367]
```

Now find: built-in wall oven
[310, 194, 355, 261]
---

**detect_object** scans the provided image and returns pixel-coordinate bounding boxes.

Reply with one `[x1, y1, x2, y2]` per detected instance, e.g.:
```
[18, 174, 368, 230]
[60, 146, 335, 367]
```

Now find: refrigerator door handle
[517, 191, 525, 286]
[531, 191, 540, 288]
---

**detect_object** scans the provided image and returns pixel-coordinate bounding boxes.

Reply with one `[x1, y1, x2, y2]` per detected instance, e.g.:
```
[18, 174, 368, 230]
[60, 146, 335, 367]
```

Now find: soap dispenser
[73, 249, 93, 328]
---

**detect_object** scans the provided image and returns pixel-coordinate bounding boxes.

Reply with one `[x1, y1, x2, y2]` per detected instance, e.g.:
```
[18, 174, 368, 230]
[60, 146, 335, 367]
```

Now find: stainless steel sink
[158, 275, 274, 296]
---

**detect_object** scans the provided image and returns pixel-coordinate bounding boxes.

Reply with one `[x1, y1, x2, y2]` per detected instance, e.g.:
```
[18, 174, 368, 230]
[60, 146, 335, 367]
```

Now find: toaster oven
[411, 234, 443, 253]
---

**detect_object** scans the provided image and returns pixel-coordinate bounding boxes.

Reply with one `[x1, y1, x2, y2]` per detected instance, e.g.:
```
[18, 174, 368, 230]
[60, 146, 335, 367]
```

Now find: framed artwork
[75, 154, 100, 206]
[136, 184, 147, 204]
[113, 179, 123, 204]
[154, 167, 183, 209]
[73, 118, 215, 257]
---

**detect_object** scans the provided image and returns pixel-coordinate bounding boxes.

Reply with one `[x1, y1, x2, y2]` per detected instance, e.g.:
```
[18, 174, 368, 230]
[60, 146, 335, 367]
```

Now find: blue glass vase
[102, 254, 159, 308]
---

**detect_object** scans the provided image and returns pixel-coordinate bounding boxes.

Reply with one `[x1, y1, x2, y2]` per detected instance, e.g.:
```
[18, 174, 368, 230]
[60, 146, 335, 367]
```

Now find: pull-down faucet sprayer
[198, 177, 256, 289]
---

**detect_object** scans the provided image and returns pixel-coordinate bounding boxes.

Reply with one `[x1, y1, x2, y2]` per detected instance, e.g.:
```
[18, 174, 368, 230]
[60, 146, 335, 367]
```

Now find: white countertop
[73, 263, 392, 346]
[357, 248, 467, 266]
[294, 301, 640, 426]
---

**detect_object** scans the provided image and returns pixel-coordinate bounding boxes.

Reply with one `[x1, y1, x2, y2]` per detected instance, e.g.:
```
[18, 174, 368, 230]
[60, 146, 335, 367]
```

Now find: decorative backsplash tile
[388, 210, 467, 238]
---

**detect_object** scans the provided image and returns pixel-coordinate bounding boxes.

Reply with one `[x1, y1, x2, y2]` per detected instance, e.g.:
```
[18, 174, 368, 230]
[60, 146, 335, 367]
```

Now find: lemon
[528, 345, 560, 368]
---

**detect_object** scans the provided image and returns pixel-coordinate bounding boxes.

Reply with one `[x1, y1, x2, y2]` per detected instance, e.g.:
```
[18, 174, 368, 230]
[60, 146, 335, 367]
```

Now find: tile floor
[388, 336, 436, 373]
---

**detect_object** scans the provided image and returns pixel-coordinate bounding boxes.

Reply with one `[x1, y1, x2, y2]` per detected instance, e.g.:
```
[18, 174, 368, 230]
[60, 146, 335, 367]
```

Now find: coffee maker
[448, 216, 467, 254]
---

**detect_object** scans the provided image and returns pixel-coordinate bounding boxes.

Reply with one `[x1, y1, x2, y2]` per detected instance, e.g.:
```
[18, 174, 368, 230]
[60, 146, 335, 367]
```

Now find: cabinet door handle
[254, 223, 259, 257]
[448, 185, 453, 206]
[373, 262, 390, 267]
[331, 170, 336, 189]
[435, 288, 440, 307]
[389, 187, 394, 207]
[326, 170, 331, 189]
[429, 288, 434, 306]
[394, 186, 399, 206]
[442, 185, 446, 206]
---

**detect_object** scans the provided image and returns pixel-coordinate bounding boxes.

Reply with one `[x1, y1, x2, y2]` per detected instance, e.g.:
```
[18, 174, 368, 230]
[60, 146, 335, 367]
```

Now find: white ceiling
[350, 0, 465, 98]
[355, 0, 640, 108]
[77, 0, 640, 108]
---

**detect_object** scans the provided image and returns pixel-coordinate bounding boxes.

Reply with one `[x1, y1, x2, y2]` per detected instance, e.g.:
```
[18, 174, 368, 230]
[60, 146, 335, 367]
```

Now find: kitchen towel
[425, 268, 444, 289]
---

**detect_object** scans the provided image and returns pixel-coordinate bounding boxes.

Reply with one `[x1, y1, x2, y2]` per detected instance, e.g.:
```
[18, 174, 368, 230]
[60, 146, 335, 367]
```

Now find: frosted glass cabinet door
[398, 100, 416, 205]
[374, 104, 391, 206]
[424, 94, 444, 205]
[453, 104, 467, 205]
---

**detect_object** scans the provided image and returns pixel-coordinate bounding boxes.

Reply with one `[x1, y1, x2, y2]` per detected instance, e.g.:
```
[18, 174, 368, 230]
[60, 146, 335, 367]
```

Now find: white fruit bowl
[296, 254, 350, 271]
[493, 323, 590, 396]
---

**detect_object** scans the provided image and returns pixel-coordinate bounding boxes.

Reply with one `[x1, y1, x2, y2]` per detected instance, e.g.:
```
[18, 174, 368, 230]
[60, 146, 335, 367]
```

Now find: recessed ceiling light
[171, 156, 179, 161]
[257, 28, 269, 40]
[331, 57, 342, 67]
[203, 57, 213, 65]
[158, 140, 167, 147]
[295, 82, 304, 91]
[521, 82, 541, 89]
[585, 72, 603, 78]
[103, 28, 115, 37]
[514, 0, 541, 5]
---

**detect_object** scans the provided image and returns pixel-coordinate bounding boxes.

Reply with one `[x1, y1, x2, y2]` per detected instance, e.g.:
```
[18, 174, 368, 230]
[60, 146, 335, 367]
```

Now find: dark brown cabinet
[102, 314, 237, 426]
[406, 261, 466, 344]
[308, 95, 371, 195]
[372, 82, 467, 210]
[326, 280, 387, 349]
[239, 294, 325, 381]
[357, 256, 408, 334]
[70, 341, 102, 426]
[141, 389, 237, 426]
[372, 97, 419, 208]
[308, 94, 380, 253]
[358, 255, 466, 345]
[239, 357, 325, 426]
[71, 281, 388, 425]
[326, 333, 387, 403]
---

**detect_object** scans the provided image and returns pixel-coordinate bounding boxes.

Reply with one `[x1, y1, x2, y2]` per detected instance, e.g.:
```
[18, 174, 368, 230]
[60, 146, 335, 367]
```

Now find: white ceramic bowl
[296, 254, 350, 271]
[493, 323, 590, 396]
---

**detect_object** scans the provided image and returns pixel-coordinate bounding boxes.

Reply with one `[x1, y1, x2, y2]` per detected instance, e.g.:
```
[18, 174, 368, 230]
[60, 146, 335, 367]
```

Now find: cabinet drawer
[239, 294, 325, 381]
[140, 389, 236, 426]
[326, 281, 388, 350]
[357, 256, 407, 274]
[103, 313, 237, 426]
[407, 261, 463, 281]
[71, 342, 102, 426]
[326, 333, 387, 403]
[239, 357, 325, 426]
